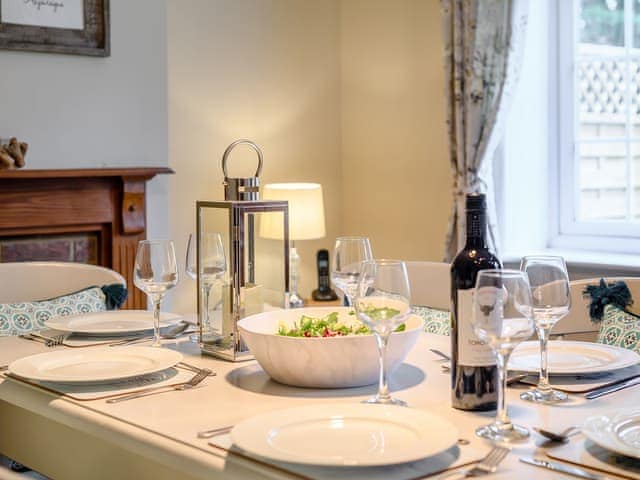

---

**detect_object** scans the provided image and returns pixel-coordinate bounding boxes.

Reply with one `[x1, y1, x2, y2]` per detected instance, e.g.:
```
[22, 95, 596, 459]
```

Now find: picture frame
[0, 0, 109, 57]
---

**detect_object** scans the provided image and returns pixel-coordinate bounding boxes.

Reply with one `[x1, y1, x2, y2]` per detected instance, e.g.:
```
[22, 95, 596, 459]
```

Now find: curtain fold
[442, 0, 529, 262]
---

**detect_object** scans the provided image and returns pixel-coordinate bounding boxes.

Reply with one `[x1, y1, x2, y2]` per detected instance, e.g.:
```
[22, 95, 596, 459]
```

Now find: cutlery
[106, 369, 210, 403]
[430, 348, 451, 361]
[178, 361, 216, 377]
[19, 332, 66, 347]
[584, 375, 640, 399]
[439, 445, 509, 478]
[110, 323, 193, 346]
[0, 365, 7, 372]
[197, 425, 233, 439]
[520, 457, 611, 480]
[533, 425, 580, 442]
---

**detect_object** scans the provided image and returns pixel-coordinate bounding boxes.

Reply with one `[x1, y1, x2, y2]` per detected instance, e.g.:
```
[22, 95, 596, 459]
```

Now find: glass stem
[375, 332, 391, 402]
[537, 326, 551, 392]
[495, 351, 511, 427]
[151, 294, 164, 347]
[201, 283, 213, 335]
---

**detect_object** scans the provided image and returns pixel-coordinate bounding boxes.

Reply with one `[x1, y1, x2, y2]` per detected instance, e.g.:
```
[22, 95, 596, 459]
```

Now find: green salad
[277, 309, 406, 337]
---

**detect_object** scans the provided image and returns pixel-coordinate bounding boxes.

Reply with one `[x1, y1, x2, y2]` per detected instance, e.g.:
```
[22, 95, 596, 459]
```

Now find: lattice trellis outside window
[561, 0, 640, 236]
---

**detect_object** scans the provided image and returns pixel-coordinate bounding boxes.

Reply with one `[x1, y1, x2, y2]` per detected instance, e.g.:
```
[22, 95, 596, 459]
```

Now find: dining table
[0, 323, 637, 480]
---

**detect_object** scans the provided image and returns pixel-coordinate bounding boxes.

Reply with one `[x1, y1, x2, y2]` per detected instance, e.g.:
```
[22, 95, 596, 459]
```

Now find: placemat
[519, 364, 640, 394]
[1, 366, 205, 401]
[208, 431, 485, 480]
[547, 439, 640, 480]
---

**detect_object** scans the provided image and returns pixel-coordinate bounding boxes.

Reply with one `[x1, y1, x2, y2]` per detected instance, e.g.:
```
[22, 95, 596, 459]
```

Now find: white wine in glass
[354, 259, 411, 406]
[519, 255, 571, 404]
[134, 240, 179, 347]
[472, 269, 534, 442]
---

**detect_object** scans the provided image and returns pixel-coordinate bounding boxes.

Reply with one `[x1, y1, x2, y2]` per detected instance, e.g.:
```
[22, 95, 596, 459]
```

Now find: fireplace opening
[0, 233, 99, 264]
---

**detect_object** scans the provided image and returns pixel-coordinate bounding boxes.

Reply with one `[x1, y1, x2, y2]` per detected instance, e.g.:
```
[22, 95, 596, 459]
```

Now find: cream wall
[340, 0, 450, 261]
[167, 0, 342, 312]
[167, 0, 450, 312]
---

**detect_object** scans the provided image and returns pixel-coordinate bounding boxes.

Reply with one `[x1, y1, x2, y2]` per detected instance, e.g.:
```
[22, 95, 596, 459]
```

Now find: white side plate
[231, 403, 459, 467]
[509, 341, 639, 375]
[45, 310, 183, 336]
[583, 408, 640, 459]
[8, 347, 182, 384]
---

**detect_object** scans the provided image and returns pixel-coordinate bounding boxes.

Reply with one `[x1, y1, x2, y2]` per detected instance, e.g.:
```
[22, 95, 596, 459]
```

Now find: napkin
[208, 433, 485, 480]
[547, 439, 640, 480]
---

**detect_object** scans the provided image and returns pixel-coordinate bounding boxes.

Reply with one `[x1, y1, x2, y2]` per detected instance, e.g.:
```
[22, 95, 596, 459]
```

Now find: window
[557, 0, 640, 245]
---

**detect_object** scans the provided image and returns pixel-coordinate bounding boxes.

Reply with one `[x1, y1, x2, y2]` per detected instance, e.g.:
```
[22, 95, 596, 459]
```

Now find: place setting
[509, 256, 640, 402]
[1, 345, 214, 402]
[202, 258, 493, 480]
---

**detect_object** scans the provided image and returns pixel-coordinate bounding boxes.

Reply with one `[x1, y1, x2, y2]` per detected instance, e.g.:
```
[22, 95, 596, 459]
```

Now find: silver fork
[106, 368, 211, 403]
[20, 332, 66, 347]
[438, 445, 510, 479]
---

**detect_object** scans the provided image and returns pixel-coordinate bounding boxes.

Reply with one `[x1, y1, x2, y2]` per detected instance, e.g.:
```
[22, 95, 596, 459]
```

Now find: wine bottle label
[457, 289, 495, 366]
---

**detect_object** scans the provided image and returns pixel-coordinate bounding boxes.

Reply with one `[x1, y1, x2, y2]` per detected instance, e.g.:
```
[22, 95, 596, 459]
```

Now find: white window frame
[553, 0, 640, 253]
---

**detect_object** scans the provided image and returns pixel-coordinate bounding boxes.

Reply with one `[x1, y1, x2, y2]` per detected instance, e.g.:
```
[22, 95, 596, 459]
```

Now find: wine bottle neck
[465, 210, 487, 248]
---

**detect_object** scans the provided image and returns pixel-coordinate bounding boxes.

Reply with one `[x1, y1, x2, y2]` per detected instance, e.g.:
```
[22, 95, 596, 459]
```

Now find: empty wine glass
[519, 256, 571, 404]
[354, 259, 411, 406]
[134, 240, 179, 347]
[186, 233, 226, 340]
[331, 236, 373, 306]
[472, 269, 534, 442]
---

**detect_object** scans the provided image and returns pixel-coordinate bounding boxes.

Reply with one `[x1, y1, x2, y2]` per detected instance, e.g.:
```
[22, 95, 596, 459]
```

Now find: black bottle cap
[465, 193, 486, 211]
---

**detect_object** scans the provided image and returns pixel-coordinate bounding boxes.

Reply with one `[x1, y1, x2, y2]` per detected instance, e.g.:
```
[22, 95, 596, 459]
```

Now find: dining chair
[0, 261, 125, 303]
[555, 277, 640, 342]
[0, 261, 126, 478]
[405, 261, 450, 310]
[405, 261, 451, 335]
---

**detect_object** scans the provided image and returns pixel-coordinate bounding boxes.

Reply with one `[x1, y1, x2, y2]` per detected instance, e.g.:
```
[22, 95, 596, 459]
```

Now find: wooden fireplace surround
[0, 168, 173, 309]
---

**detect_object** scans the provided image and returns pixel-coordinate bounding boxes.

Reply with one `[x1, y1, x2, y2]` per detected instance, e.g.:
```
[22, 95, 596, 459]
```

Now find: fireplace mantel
[0, 167, 174, 309]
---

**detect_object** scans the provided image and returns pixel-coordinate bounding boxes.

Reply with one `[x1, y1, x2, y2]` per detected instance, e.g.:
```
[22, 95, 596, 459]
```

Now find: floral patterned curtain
[442, 0, 529, 261]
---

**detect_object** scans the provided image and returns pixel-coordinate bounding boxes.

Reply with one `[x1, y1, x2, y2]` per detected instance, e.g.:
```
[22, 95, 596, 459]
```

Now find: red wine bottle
[450, 193, 500, 411]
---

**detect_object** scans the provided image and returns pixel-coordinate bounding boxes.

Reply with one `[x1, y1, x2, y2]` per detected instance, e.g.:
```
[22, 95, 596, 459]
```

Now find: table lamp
[260, 183, 326, 308]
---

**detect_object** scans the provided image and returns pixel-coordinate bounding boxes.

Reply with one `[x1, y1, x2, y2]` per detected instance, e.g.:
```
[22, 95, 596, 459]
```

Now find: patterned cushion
[596, 304, 640, 353]
[0, 287, 108, 337]
[412, 305, 450, 335]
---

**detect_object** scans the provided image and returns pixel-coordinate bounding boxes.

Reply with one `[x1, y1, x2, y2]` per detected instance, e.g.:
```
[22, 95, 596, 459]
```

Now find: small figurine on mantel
[0, 137, 28, 170]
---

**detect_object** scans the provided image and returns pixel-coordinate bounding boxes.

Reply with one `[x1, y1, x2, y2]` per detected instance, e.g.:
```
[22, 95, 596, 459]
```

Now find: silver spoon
[533, 426, 580, 442]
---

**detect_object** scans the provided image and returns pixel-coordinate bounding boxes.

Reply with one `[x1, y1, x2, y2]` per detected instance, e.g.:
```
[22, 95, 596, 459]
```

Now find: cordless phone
[312, 249, 338, 301]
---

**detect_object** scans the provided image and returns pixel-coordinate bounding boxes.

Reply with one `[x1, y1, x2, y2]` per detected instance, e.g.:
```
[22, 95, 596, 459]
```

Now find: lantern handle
[221, 139, 263, 178]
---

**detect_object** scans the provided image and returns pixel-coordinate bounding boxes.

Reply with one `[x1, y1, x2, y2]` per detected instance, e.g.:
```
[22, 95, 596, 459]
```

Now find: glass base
[476, 422, 529, 443]
[188, 333, 199, 343]
[361, 395, 407, 407]
[520, 388, 568, 404]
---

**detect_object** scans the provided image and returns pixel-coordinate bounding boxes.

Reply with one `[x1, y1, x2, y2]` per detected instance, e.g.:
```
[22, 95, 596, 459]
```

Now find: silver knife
[584, 375, 640, 400]
[520, 457, 611, 480]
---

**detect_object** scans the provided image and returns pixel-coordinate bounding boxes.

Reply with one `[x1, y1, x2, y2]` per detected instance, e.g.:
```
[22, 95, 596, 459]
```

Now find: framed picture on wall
[0, 0, 109, 57]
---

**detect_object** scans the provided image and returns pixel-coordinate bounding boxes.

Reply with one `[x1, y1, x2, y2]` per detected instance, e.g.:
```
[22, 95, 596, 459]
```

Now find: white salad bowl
[238, 307, 424, 388]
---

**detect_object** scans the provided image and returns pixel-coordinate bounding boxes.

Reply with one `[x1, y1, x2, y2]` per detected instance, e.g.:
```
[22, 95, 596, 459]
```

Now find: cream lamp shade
[260, 183, 326, 240]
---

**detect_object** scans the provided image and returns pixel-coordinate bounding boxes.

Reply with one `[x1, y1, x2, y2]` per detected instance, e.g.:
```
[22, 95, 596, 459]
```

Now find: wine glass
[354, 259, 411, 406]
[472, 269, 534, 442]
[186, 233, 226, 340]
[519, 256, 571, 404]
[134, 240, 179, 347]
[331, 236, 373, 306]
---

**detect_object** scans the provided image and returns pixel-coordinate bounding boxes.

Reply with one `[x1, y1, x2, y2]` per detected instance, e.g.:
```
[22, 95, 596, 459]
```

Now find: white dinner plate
[508, 340, 639, 375]
[230, 403, 459, 467]
[44, 310, 183, 336]
[583, 408, 640, 459]
[8, 347, 182, 384]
